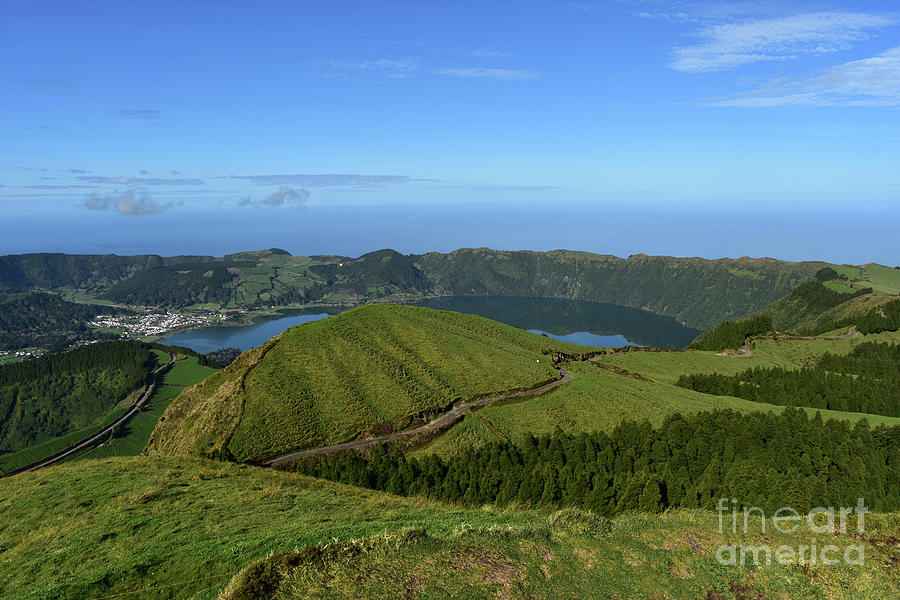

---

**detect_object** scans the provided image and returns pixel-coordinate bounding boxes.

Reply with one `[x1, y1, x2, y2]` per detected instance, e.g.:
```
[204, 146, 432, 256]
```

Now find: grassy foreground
[147, 304, 591, 463]
[0, 456, 897, 600]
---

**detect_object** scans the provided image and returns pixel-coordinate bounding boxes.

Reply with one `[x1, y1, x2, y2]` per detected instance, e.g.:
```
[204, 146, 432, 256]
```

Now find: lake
[159, 296, 701, 354]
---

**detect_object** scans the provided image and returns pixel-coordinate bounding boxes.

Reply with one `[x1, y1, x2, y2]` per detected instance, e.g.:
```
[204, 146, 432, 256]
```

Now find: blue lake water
[158, 296, 700, 354]
[160, 312, 333, 353]
[527, 330, 632, 347]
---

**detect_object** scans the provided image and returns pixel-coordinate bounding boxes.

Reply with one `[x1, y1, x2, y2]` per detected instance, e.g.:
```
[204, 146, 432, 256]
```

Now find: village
[89, 310, 221, 338]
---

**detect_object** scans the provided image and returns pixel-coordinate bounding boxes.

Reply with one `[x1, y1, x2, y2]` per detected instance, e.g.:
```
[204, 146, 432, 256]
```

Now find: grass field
[1, 456, 897, 600]
[862, 264, 900, 295]
[147, 304, 595, 463]
[822, 279, 857, 294]
[75, 355, 217, 461]
[417, 330, 900, 458]
[830, 264, 900, 295]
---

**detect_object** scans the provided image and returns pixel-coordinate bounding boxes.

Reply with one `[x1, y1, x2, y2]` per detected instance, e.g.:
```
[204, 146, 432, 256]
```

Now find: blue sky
[1, 1, 898, 262]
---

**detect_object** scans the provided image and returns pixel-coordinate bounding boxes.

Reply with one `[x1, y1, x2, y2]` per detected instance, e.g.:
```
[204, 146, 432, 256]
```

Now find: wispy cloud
[312, 58, 419, 79]
[457, 47, 513, 59]
[81, 190, 176, 215]
[229, 174, 420, 187]
[436, 68, 538, 81]
[77, 175, 204, 185]
[66, 168, 88, 174]
[116, 109, 163, 121]
[237, 186, 310, 208]
[671, 12, 895, 72]
[26, 184, 98, 190]
[427, 184, 560, 192]
[706, 46, 900, 107]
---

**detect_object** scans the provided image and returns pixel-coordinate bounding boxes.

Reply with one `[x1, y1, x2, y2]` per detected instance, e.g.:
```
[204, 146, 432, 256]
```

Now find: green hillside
[753, 266, 900, 335]
[1, 456, 897, 600]
[416, 328, 900, 458]
[415, 249, 826, 329]
[146, 304, 588, 462]
[0, 341, 153, 458]
[1, 248, 833, 329]
[0, 291, 126, 351]
[74, 353, 217, 460]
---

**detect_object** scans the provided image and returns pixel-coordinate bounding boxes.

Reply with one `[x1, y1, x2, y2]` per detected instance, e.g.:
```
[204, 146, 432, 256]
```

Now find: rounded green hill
[146, 304, 589, 462]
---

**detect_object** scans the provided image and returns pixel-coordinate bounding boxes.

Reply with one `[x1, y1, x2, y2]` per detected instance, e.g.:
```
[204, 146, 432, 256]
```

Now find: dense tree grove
[803, 299, 900, 337]
[677, 342, 900, 417]
[789, 279, 870, 313]
[202, 347, 242, 367]
[100, 262, 254, 307]
[294, 408, 900, 514]
[0, 292, 123, 351]
[688, 315, 774, 351]
[0, 341, 153, 452]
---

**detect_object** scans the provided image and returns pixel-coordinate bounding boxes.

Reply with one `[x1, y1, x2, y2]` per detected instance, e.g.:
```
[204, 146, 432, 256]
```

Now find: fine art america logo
[716, 498, 868, 566]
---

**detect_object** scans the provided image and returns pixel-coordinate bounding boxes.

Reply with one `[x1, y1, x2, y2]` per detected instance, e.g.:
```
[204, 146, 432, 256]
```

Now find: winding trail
[265, 368, 570, 467]
[2, 353, 175, 477]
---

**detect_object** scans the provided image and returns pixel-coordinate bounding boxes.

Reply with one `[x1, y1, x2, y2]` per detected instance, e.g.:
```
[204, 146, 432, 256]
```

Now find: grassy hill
[749, 266, 900, 336]
[1, 456, 897, 600]
[418, 329, 900, 458]
[146, 304, 590, 462]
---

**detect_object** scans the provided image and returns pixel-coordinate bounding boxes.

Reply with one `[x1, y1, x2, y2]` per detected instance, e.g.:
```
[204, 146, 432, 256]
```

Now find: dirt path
[265, 368, 570, 467]
[778, 326, 856, 341]
[2, 353, 175, 477]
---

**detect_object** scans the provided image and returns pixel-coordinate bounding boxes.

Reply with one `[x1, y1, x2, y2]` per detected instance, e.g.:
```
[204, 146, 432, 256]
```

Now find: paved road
[2, 353, 175, 477]
[265, 368, 570, 467]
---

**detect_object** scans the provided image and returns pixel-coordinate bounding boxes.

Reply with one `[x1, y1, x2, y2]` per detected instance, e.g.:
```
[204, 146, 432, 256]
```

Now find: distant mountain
[0, 252, 213, 294]
[415, 249, 827, 329]
[0, 248, 832, 328]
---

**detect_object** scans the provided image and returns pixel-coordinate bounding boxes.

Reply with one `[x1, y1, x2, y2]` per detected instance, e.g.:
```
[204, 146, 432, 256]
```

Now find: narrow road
[2, 353, 175, 477]
[265, 368, 570, 467]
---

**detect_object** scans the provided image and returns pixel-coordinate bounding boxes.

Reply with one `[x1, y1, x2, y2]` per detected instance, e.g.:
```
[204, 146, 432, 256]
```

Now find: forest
[687, 314, 775, 351]
[293, 408, 900, 515]
[802, 299, 900, 336]
[0, 341, 153, 452]
[677, 342, 900, 416]
[0, 292, 123, 351]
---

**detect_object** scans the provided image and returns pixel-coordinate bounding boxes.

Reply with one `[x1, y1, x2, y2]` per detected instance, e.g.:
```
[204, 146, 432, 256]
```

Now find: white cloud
[237, 186, 310, 208]
[230, 174, 418, 187]
[671, 12, 895, 72]
[436, 68, 538, 81]
[77, 175, 204, 185]
[706, 46, 900, 107]
[81, 190, 176, 215]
